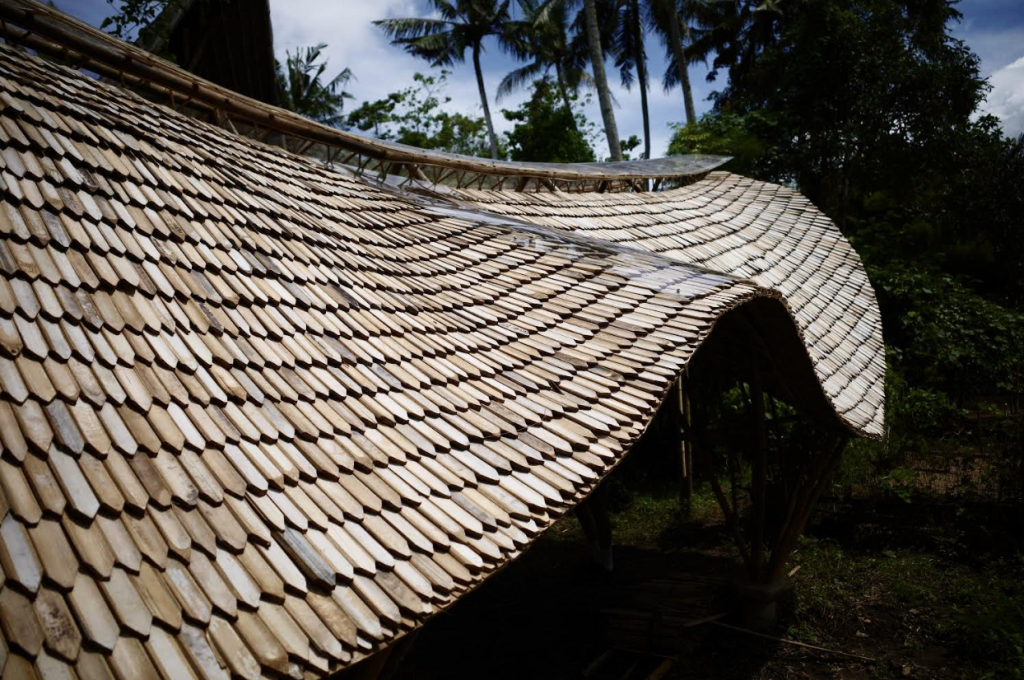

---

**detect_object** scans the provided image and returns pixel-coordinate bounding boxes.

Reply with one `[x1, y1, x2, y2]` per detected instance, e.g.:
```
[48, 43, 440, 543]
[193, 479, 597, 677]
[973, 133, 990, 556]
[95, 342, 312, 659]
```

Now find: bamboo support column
[678, 370, 694, 511]
[766, 434, 849, 581]
[749, 369, 767, 580]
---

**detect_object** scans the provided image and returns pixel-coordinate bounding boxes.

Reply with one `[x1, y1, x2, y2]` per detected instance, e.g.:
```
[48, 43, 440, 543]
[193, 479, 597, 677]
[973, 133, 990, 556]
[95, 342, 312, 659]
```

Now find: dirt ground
[391, 496, 1024, 680]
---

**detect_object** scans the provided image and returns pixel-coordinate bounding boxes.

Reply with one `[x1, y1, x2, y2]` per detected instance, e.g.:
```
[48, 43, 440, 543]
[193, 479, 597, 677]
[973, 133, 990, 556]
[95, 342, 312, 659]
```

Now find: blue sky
[59, 0, 1024, 156]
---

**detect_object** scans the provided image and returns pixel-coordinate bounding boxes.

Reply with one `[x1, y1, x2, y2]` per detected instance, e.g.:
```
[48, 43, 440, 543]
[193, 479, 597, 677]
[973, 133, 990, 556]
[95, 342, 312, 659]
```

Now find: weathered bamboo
[678, 371, 694, 509]
[701, 438, 751, 565]
[710, 621, 877, 663]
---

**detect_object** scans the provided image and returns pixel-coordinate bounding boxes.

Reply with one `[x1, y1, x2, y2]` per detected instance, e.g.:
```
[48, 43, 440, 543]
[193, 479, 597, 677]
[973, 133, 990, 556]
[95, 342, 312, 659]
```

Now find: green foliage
[373, 0, 511, 69]
[274, 44, 353, 127]
[618, 134, 641, 160]
[789, 537, 1024, 678]
[690, 0, 991, 216]
[940, 557, 1024, 679]
[667, 113, 770, 177]
[683, 0, 1024, 299]
[374, 0, 509, 158]
[101, 0, 173, 43]
[862, 259, 1024, 401]
[501, 77, 596, 162]
[346, 72, 497, 157]
[499, 0, 591, 105]
[848, 256, 1024, 502]
[673, 0, 1024, 502]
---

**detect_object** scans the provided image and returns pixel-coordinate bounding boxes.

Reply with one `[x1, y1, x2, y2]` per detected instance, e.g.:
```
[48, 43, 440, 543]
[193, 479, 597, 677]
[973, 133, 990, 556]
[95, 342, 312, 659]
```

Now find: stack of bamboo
[603, 573, 731, 653]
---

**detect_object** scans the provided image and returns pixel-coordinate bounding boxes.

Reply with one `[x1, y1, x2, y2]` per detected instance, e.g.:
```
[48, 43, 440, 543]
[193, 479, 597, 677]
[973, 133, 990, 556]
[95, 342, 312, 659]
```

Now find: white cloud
[270, 0, 530, 140]
[268, 0, 716, 159]
[953, 21, 1024, 77]
[52, 0, 1024, 151]
[981, 55, 1024, 136]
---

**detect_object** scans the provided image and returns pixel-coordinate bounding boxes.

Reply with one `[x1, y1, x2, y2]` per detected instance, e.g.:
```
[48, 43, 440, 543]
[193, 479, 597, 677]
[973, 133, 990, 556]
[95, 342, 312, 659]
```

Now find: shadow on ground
[393, 533, 779, 680]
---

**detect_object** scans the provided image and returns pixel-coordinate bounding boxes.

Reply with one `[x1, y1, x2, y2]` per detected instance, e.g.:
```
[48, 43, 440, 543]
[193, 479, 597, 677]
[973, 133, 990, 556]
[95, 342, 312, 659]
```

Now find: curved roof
[451, 176, 885, 437]
[0, 21, 884, 680]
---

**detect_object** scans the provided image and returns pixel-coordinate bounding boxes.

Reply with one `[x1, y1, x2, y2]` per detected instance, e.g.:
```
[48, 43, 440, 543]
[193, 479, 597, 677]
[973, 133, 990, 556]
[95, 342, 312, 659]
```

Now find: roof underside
[0, 18, 884, 680]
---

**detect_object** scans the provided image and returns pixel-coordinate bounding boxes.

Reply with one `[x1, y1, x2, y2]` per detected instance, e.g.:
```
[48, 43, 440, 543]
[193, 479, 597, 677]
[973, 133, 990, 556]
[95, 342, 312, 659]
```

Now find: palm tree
[611, 0, 652, 159]
[581, 0, 623, 160]
[499, 0, 591, 127]
[275, 44, 354, 127]
[685, 0, 784, 85]
[650, 0, 697, 125]
[375, 1, 511, 159]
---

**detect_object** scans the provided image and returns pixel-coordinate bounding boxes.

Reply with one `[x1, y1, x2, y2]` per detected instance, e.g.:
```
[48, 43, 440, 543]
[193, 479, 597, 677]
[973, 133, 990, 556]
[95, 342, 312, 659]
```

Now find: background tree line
[664, 0, 1023, 498]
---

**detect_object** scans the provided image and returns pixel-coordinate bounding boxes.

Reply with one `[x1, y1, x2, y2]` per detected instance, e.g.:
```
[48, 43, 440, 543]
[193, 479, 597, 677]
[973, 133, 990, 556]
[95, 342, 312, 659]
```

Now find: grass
[546, 480, 722, 546]
[784, 535, 1024, 679]
[535, 456, 1024, 680]
[549, 478, 1024, 678]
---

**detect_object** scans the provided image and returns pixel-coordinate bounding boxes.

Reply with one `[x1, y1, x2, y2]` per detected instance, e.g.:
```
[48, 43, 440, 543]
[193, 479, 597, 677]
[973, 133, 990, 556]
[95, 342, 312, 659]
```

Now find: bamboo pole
[678, 372, 694, 510]
[701, 436, 750, 565]
[710, 621, 876, 663]
[767, 435, 848, 580]
[749, 370, 767, 581]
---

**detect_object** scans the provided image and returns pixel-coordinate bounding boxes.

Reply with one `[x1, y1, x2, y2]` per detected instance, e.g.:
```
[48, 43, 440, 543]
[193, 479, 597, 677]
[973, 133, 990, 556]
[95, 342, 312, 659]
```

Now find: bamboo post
[703, 449, 751, 565]
[767, 435, 848, 581]
[749, 369, 767, 581]
[678, 371, 694, 511]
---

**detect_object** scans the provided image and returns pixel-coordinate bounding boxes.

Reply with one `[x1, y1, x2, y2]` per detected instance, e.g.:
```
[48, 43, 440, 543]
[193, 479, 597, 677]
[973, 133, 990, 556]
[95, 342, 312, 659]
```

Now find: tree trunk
[583, 0, 622, 161]
[473, 42, 499, 159]
[631, 0, 651, 159]
[554, 64, 579, 131]
[665, 0, 696, 125]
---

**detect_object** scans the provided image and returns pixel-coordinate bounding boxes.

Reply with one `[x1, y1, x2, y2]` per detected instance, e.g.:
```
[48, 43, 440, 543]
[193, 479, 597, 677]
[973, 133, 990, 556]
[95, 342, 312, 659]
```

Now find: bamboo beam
[0, 0, 730, 185]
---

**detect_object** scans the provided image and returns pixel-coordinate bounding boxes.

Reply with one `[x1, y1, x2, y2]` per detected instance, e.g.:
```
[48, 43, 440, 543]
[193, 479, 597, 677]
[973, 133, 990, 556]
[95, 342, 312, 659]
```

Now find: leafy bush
[501, 77, 596, 163]
[670, 0, 1024, 504]
[667, 112, 773, 179]
[346, 71, 497, 157]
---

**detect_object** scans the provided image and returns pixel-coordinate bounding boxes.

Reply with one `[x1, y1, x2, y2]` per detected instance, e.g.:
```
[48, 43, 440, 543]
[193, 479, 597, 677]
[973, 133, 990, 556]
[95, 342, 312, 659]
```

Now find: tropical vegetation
[275, 43, 355, 127]
[668, 0, 1024, 502]
[374, 1, 512, 159]
[346, 71, 497, 157]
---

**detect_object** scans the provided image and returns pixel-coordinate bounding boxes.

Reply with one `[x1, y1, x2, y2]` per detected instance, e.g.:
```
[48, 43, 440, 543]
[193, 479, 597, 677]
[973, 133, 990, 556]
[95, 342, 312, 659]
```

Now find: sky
[58, 0, 1024, 158]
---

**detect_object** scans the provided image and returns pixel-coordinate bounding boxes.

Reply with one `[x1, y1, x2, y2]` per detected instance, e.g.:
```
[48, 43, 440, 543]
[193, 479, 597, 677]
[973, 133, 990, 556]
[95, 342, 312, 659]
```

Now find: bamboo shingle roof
[451, 176, 885, 437]
[0, 8, 884, 680]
